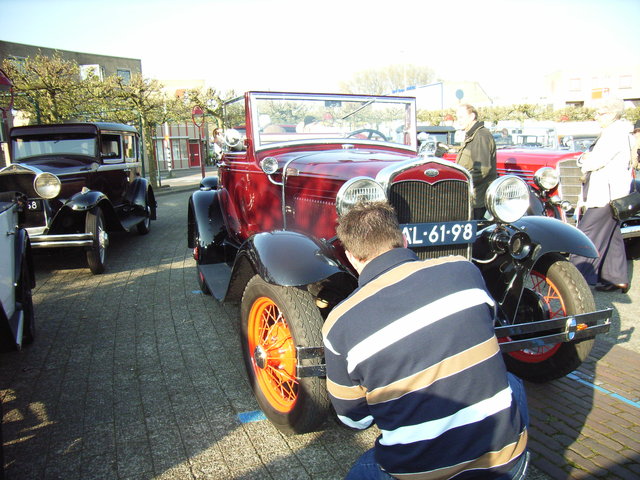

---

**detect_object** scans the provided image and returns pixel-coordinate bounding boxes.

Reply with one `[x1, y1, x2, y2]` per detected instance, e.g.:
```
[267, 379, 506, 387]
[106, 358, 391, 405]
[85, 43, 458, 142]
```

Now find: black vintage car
[0, 122, 157, 274]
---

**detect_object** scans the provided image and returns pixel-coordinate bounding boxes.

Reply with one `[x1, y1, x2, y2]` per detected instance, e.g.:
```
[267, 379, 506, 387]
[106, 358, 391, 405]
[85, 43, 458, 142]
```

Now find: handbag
[610, 189, 640, 221]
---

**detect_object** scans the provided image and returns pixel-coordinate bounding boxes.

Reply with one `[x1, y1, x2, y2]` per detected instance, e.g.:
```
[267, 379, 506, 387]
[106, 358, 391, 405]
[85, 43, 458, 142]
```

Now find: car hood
[263, 147, 426, 181]
[14, 156, 99, 176]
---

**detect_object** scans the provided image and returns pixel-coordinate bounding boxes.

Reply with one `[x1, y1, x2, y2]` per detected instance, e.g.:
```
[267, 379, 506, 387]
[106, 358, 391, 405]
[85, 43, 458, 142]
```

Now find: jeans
[345, 448, 394, 480]
[345, 373, 530, 480]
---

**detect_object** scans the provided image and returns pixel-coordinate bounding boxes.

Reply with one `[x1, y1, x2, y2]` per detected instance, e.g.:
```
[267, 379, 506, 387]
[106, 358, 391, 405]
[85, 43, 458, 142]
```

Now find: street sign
[192, 105, 205, 127]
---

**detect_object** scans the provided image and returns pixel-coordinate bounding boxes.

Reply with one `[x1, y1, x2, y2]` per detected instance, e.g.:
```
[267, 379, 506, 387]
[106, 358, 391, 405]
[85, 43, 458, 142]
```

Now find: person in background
[570, 98, 633, 293]
[455, 104, 497, 220]
[323, 201, 529, 480]
[631, 119, 640, 175]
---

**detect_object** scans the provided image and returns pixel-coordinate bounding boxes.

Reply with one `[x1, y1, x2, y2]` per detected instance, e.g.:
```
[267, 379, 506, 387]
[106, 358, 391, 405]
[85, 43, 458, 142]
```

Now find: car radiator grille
[558, 158, 581, 223]
[389, 179, 471, 260]
[497, 168, 535, 186]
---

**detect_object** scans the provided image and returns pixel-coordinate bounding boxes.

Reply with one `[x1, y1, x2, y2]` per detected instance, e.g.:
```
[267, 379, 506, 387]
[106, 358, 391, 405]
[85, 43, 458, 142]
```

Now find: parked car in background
[0, 122, 157, 274]
[0, 193, 35, 351]
[188, 91, 610, 434]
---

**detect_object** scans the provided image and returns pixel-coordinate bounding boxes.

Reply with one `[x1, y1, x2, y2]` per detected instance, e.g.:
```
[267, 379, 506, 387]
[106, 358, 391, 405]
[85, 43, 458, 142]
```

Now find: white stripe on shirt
[338, 414, 374, 430]
[378, 386, 513, 446]
[346, 288, 495, 374]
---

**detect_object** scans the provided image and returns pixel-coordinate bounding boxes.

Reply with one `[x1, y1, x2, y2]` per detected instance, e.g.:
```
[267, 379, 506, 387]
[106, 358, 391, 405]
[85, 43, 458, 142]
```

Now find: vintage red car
[491, 147, 640, 251]
[188, 92, 610, 434]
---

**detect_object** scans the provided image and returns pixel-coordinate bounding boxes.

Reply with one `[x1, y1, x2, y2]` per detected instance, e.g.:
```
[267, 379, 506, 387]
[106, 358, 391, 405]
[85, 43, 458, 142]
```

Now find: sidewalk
[152, 167, 217, 196]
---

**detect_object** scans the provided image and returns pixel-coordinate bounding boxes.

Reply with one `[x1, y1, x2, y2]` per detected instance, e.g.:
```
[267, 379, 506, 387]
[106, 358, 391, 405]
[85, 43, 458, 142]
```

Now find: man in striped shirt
[322, 202, 529, 479]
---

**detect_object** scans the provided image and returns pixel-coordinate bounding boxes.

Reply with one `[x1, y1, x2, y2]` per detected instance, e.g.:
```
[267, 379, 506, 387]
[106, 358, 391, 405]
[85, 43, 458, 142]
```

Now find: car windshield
[246, 92, 417, 151]
[12, 133, 97, 160]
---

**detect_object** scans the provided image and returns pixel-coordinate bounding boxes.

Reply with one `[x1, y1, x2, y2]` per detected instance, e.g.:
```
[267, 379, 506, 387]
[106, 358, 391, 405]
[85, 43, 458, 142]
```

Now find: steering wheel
[346, 128, 388, 141]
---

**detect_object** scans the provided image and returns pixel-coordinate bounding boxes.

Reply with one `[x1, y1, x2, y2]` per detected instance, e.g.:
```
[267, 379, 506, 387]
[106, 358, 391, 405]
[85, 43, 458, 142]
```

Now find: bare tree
[340, 64, 435, 95]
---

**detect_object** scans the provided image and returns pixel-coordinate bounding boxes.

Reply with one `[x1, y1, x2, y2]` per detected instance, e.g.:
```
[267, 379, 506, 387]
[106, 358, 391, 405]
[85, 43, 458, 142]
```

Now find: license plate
[401, 221, 477, 247]
[25, 199, 44, 212]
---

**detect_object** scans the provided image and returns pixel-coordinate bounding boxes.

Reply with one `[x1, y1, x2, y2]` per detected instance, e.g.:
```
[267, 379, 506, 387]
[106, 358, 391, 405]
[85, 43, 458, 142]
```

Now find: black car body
[0, 122, 157, 274]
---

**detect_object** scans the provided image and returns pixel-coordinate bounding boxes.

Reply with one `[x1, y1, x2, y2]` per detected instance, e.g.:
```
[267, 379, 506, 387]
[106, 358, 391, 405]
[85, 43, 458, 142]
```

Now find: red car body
[187, 92, 610, 434]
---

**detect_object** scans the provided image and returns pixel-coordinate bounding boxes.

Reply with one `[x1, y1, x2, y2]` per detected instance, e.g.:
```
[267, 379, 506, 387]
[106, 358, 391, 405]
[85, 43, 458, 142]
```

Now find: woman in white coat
[570, 98, 633, 293]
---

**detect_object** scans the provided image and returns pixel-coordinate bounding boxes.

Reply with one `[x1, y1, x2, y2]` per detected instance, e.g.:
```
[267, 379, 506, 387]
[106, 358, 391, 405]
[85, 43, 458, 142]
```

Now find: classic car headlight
[486, 175, 529, 223]
[34, 172, 61, 199]
[336, 177, 386, 216]
[534, 167, 559, 191]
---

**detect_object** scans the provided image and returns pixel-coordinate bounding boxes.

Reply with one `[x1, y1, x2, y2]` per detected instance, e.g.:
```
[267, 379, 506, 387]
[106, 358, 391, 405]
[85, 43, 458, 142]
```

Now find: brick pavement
[1, 185, 639, 479]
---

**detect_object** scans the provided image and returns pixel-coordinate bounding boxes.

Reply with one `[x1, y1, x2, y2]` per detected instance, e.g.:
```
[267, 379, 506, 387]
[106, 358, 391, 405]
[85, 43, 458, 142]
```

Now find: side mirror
[101, 151, 118, 159]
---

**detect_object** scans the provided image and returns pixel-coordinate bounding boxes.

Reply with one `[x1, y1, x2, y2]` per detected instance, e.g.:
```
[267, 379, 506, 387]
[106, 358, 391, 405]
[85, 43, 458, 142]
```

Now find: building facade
[0, 40, 142, 83]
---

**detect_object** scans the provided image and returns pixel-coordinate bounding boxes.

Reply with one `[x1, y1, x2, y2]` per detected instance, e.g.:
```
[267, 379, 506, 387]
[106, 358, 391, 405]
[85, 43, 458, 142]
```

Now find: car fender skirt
[189, 189, 225, 262]
[511, 216, 598, 259]
[240, 231, 346, 288]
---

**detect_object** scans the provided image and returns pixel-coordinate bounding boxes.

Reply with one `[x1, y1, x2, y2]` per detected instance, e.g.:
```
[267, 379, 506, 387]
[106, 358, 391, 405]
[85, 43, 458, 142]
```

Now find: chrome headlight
[34, 172, 61, 199]
[486, 175, 529, 223]
[336, 177, 386, 216]
[260, 156, 279, 174]
[534, 167, 559, 191]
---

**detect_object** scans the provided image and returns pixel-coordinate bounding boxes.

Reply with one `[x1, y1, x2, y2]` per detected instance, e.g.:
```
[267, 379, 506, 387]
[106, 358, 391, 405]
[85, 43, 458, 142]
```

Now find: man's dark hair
[337, 201, 405, 262]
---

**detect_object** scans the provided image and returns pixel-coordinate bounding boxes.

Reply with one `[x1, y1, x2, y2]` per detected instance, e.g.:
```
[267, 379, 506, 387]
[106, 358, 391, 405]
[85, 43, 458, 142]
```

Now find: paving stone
[2, 188, 639, 480]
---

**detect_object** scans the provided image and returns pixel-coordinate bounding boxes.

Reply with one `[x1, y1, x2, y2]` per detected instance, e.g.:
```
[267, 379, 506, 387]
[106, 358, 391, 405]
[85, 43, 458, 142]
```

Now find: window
[80, 64, 104, 81]
[100, 134, 122, 162]
[619, 75, 632, 89]
[117, 69, 132, 84]
[8, 56, 27, 73]
[569, 78, 581, 92]
[123, 134, 137, 162]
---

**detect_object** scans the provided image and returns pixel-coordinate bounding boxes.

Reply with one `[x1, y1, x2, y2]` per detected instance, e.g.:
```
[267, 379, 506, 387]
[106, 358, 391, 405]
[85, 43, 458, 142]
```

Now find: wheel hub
[254, 345, 267, 369]
[99, 229, 109, 249]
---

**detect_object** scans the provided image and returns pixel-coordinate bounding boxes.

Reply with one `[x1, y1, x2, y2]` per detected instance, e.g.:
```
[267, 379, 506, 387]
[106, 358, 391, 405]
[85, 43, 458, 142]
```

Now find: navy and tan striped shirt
[322, 248, 527, 479]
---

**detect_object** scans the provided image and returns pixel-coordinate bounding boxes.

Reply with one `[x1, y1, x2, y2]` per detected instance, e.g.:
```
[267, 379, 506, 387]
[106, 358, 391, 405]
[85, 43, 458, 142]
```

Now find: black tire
[504, 253, 595, 383]
[136, 193, 151, 235]
[17, 255, 35, 345]
[240, 275, 329, 434]
[85, 207, 107, 274]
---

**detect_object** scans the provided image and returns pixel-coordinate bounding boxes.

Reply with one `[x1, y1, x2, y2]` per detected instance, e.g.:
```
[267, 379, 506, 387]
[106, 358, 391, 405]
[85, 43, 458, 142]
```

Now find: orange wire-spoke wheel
[247, 296, 298, 413]
[508, 270, 565, 363]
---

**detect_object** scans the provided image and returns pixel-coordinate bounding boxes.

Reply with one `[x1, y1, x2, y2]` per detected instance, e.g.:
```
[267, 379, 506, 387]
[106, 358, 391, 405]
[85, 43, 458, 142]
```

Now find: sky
[1, 0, 639, 99]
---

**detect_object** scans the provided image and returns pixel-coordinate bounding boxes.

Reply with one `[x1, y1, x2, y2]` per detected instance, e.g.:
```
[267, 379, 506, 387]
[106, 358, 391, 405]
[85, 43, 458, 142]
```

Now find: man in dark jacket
[456, 104, 497, 220]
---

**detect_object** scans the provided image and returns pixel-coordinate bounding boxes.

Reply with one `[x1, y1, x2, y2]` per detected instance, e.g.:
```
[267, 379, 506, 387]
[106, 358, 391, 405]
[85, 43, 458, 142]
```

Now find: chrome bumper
[296, 309, 612, 378]
[29, 233, 93, 248]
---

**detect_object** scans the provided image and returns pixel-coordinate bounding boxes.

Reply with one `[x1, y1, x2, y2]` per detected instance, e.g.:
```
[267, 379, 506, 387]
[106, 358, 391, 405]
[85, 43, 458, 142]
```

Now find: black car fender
[475, 216, 598, 322]
[126, 177, 156, 219]
[224, 231, 349, 303]
[50, 191, 122, 233]
[511, 215, 598, 259]
[188, 188, 226, 263]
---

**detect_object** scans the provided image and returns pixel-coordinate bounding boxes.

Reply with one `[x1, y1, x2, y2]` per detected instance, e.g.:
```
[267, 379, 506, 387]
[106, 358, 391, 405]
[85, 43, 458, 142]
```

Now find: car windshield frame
[246, 92, 417, 152]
